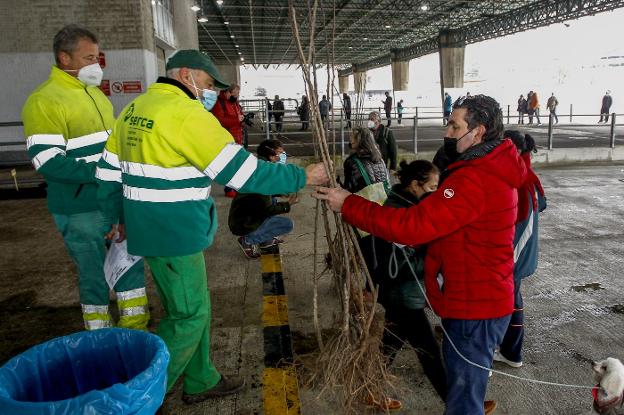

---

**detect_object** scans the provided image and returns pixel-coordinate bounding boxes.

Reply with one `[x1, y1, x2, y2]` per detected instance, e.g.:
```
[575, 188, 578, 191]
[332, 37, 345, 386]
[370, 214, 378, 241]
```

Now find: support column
[338, 75, 349, 94]
[390, 51, 409, 91]
[172, 0, 199, 49]
[215, 64, 241, 86]
[353, 70, 366, 96]
[438, 29, 465, 109]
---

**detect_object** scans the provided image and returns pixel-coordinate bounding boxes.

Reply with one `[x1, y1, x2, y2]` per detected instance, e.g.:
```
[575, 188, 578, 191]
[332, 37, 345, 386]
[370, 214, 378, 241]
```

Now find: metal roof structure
[195, 0, 624, 74]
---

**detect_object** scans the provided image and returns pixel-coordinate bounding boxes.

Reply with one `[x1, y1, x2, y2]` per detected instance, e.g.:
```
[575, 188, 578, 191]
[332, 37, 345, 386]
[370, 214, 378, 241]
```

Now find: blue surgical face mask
[189, 72, 218, 111]
[278, 152, 287, 164]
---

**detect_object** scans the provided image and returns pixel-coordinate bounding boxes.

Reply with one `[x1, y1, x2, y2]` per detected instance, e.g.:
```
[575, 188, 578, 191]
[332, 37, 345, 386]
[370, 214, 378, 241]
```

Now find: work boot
[484, 400, 497, 414]
[182, 375, 245, 404]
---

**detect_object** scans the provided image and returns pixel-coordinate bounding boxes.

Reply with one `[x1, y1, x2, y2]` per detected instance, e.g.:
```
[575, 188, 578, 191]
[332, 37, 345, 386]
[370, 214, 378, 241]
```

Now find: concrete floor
[1, 162, 624, 414]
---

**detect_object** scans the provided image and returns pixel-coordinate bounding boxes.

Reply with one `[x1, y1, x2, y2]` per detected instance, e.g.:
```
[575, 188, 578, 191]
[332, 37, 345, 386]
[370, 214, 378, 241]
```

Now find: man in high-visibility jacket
[21, 25, 149, 331]
[96, 49, 328, 404]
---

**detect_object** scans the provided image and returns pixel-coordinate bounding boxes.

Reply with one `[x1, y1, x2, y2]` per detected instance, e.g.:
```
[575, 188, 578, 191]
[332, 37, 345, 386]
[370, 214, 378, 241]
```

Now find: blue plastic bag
[0, 328, 169, 415]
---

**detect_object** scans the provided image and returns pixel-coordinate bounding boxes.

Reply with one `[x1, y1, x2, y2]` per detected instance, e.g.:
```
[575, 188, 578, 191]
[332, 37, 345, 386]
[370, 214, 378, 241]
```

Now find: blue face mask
[278, 152, 287, 164]
[189, 72, 218, 111]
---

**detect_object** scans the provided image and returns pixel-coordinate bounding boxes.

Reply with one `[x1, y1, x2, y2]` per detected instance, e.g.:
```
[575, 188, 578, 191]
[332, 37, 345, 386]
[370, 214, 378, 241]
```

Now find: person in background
[529, 91, 541, 125]
[382, 91, 393, 127]
[272, 95, 285, 133]
[343, 92, 352, 129]
[546, 93, 559, 124]
[359, 160, 447, 403]
[229, 139, 296, 259]
[22, 24, 148, 331]
[341, 126, 389, 193]
[494, 130, 546, 370]
[368, 111, 397, 174]
[265, 97, 273, 132]
[443, 92, 453, 126]
[599, 91, 613, 123]
[315, 94, 527, 415]
[319, 95, 332, 128]
[297, 95, 310, 131]
[212, 83, 244, 198]
[517, 94, 527, 125]
[397, 99, 404, 125]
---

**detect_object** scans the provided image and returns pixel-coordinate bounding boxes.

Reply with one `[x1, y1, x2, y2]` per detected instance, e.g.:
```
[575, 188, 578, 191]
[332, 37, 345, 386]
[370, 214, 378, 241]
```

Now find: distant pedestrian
[528, 91, 541, 125]
[297, 95, 310, 131]
[382, 91, 393, 127]
[343, 92, 352, 129]
[546, 93, 559, 124]
[599, 91, 613, 123]
[319, 95, 332, 128]
[265, 97, 273, 132]
[443, 92, 453, 126]
[517, 95, 527, 125]
[397, 99, 404, 125]
[273, 95, 285, 133]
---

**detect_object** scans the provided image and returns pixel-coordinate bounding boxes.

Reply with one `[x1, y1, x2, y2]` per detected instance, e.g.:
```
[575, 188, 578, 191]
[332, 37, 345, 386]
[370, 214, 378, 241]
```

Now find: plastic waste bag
[0, 328, 169, 415]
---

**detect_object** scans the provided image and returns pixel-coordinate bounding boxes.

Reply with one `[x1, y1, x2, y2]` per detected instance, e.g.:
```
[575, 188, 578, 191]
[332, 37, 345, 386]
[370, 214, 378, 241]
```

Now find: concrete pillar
[172, 0, 199, 49]
[353, 71, 366, 95]
[0, 0, 157, 119]
[438, 30, 465, 89]
[338, 75, 349, 94]
[390, 52, 409, 91]
[216, 64, 241, 86]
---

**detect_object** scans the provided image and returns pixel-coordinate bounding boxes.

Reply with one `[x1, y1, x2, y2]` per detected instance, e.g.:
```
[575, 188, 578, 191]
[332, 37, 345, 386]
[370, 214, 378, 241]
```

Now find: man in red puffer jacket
[314, 94, 526, 415]
[212, 83, 244, 197]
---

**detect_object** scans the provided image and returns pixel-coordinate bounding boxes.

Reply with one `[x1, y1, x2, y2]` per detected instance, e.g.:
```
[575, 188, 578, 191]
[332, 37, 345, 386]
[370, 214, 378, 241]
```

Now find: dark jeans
[385, 109, 392, 126]
[345, 111, 351, 128]
[442, 315, 511, 415]
[549, 109, 558, 123]
[243, 216, 293, 245]
[382, 306, 447, 401]
[398, 112, 403, 124]
[274, 115, 283, 132]
[498, 279, 524, 363]
[600, 108, 611, 122]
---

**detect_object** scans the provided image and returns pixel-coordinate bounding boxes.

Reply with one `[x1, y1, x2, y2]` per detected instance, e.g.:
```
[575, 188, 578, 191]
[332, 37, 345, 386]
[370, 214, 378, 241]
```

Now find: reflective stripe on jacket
[22, 66, 114, 214]
[97, 78, 306, 257]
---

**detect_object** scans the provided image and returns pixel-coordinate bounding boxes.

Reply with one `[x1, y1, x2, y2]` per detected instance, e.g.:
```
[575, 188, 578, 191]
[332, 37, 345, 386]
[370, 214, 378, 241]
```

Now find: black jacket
[373, 125, 397, 170]
[342, 153, 388, 193]
[228, 157, 291, 236]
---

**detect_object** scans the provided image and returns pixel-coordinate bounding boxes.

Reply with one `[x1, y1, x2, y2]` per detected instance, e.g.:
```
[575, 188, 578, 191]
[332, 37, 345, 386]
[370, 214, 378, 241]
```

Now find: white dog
[592, 358, 624, 414]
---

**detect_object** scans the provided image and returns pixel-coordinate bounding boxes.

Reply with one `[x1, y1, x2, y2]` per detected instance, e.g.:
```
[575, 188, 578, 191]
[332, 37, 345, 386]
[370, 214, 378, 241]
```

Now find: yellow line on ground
[262, 295, 289, 327]
[261, 253, 283, 273]
[262, 366, 301, 415]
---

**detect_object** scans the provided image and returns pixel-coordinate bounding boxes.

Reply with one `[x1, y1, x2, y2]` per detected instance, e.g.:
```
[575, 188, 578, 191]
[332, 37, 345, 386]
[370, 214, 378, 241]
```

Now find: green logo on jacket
[123, 103, 155, 129]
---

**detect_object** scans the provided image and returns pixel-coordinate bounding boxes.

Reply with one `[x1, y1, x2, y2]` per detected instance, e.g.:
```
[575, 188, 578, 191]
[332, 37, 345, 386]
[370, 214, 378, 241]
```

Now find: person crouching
[229, 139, 297, 259]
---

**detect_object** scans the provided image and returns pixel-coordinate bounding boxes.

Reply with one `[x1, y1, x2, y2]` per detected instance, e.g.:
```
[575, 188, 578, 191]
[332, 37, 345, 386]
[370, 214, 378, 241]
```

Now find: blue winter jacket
[513, 184, 547, 279]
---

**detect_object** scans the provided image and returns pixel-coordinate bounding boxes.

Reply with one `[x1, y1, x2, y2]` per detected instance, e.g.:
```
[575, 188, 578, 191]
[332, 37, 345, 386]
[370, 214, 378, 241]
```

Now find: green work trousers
[146, 252, 221, 394]
[52, 210, 148, 330]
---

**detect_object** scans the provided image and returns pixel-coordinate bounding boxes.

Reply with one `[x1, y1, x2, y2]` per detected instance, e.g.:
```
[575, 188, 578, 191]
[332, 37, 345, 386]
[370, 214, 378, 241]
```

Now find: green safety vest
[21, 66, 114, 214]
[96, 79, 306, 257]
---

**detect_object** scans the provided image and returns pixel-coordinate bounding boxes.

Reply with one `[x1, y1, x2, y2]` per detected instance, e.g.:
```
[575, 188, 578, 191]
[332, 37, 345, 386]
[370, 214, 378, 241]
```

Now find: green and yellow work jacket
[96, 77, 307, 257]
[21, 66, 114, 214]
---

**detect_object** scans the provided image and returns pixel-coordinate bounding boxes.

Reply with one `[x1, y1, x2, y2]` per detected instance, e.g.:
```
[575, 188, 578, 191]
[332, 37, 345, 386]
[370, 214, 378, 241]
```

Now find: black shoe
[182, 375, 245, 404]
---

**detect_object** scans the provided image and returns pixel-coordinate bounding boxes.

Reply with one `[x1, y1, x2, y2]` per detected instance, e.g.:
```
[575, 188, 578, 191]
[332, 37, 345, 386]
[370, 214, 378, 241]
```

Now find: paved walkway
[1, 162, 623, 414]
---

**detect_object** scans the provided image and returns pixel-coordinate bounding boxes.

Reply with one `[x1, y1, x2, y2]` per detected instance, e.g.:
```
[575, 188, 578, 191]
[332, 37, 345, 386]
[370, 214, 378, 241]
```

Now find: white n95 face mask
[77, 63, 104, 86]
[367, 120, 376, 129]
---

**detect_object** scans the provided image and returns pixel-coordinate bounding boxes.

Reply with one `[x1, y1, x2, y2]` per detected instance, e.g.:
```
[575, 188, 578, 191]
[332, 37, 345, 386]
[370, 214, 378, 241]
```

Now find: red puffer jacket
[211, 91, 243, 144]
[342, 139, 527, 319]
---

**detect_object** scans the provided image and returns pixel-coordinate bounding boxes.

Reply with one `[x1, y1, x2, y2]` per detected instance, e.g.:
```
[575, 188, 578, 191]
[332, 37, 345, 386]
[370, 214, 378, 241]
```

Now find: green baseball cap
[166, 49, 230, 89]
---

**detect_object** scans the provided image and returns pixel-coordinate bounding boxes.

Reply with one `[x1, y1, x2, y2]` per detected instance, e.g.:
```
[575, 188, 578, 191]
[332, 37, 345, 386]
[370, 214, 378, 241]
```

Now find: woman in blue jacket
[495, 131, 546, 368]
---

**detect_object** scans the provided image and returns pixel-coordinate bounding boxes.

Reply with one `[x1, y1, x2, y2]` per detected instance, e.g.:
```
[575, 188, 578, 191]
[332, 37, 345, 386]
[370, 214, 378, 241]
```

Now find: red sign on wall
[98, 52, 106, 68]
[99, 79, 111, 96]
[123, 81, 143, 94]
